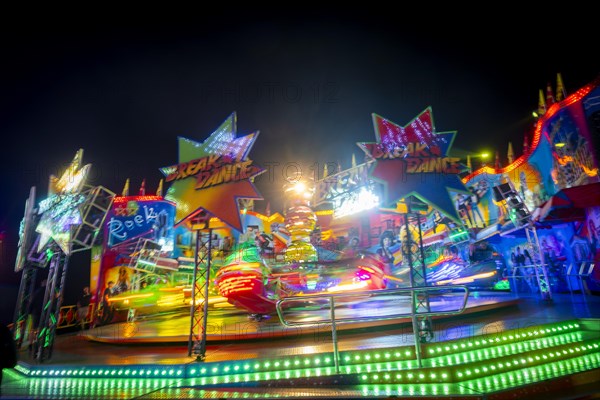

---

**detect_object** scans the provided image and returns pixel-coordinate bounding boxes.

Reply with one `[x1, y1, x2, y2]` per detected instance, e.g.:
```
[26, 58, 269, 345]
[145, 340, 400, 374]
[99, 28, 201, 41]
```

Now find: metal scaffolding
[402, 197, 433, 366]
[187, 214, 212, 360]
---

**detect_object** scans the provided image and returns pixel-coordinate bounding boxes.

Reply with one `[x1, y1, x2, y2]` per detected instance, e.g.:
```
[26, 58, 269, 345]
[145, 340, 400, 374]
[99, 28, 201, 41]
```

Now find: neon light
[333, 187, 380, 218]
[326, 280, 368, 292]
[113, 196, 164, 204]
[462, 81, 597, 183]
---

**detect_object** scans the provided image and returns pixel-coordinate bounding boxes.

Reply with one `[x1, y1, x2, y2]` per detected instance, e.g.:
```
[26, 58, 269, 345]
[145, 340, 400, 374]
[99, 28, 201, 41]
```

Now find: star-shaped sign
[160, 113, 265, 231]
[36, 149, 91, 254]
[358, 108, 469, 222]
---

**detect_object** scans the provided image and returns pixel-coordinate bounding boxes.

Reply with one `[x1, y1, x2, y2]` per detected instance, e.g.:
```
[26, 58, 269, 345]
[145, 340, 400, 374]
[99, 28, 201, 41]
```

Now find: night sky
[1, 11, 598, 298]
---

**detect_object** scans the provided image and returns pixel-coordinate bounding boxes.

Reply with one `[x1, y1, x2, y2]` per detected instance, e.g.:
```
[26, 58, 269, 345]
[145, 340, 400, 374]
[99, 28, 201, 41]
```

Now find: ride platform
[3, 292, 599, 399]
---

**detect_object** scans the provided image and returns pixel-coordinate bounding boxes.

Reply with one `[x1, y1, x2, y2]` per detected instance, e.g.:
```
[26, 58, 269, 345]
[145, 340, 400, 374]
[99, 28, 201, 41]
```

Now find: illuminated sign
[107, 199, 175, 251]
[315, 163, 371, 205]
[160, 113, 264, 231]
[35, 149, 91, 254]
[361, 142, 461, 174]
[358, 108, 468, 222]
[164, 155, 261, 190]
[333, 187, 380, 219]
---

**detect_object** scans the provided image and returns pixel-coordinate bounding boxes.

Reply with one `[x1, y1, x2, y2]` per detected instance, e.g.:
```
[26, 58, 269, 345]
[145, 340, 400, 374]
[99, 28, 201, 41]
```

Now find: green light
[177, 371, 182, 376]
[361, 374, 367, 380]
[407, 373, 413, 379]
[315, 359, 321, 364]
[254, 363, 260, 369]
[224, 367, 230, 372]
[212, 367, 218, 373]
[264, 362, 270, 368]
[418, 374, 425, 379]
[200, 368, 206, 374]
[365, 355, 371, 360]
[405, 351, 411, 357]
[344, 356, 350, 361]
[384, 374, 390, 380]
[294, 360, 300, 365]
[304, 360, 310, 365]
[457, 372, 463, 378]
[234, 365, 240, 371]
[385, 353, 391, 358]
[274, 362, 280, 367]
[373, 374, 379, 380]
[325, 358, 331, 363]
[244, 364, 250, 370]
[355, 355, 361, 360]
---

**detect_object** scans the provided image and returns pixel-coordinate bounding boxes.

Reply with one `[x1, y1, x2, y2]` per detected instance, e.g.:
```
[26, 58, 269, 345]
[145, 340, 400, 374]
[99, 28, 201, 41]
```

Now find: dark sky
[1, 10, 598, 279]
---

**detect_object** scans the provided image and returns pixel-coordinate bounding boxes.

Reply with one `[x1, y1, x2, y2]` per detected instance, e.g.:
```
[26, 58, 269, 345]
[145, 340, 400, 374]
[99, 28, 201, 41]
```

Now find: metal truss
[34, 246, 70, 362]
[525, 225, 552, 300]
[188, 224, 213, 360]
[401, 198, 433, 366]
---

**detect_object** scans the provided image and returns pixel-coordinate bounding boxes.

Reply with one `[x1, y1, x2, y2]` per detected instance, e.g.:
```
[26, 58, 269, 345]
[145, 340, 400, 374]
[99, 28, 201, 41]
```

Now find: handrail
[276, 285, 469, 372]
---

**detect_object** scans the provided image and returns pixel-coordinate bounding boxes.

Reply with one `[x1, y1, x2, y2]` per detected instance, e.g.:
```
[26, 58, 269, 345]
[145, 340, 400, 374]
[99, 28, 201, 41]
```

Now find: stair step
[188, 339, 600, 386]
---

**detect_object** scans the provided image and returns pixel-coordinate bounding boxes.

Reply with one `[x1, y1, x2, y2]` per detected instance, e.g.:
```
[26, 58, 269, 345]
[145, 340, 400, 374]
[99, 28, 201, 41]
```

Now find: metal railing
[276, 285, 469, 372]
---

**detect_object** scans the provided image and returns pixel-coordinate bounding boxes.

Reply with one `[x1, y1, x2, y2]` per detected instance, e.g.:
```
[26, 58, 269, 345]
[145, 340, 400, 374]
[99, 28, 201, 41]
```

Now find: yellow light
[480, 153, 489, 159]
[554, 142, 566, 148]
[293, 182, 306, 194]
